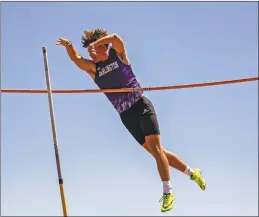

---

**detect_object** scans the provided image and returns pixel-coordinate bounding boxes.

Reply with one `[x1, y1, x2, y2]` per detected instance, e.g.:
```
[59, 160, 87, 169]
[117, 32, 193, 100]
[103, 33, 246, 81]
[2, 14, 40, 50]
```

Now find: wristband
[66, 41, 72, 47]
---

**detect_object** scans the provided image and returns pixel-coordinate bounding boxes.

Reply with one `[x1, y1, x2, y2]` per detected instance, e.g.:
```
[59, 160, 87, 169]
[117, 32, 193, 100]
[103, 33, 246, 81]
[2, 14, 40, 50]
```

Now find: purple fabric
[94, 47, 143, 113]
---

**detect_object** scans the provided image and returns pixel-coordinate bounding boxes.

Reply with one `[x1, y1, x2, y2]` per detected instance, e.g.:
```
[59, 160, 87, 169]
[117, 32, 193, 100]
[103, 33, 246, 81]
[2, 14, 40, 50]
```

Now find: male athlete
[56, 28, 206, 212]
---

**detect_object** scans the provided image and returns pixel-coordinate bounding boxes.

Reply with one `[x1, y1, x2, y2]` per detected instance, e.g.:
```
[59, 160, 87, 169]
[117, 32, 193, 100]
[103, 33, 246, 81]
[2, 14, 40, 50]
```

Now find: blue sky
[1, 2, 258, 216]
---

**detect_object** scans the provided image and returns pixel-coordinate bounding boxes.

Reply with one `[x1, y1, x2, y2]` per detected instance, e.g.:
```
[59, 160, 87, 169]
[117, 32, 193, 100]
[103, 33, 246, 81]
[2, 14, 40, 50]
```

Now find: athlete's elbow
[111, 34, 124, 49]
[112, 34, 121, 41]
[70, 57, 82, 69]
[70, 54, 80, 63]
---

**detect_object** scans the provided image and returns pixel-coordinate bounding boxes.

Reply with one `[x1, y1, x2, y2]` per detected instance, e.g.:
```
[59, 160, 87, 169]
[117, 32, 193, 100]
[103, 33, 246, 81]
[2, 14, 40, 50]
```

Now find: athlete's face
[89, 44, 108, 62]
[95, 44, 108, 56]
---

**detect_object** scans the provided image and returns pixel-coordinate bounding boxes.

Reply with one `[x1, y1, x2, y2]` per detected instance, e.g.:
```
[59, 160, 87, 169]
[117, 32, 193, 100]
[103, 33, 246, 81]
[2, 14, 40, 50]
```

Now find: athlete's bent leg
[145, 134, 170, 182]
[143, 142, 207, 190]
[143, 143, 188, 173]
[145, 134, 175, 212]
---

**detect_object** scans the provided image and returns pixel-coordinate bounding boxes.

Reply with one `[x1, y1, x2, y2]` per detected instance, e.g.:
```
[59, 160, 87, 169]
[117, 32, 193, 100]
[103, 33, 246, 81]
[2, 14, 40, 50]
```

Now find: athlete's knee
[145, 134, 164, 158]
[149, 143, 164, 159]
[163, 149, 169, 156]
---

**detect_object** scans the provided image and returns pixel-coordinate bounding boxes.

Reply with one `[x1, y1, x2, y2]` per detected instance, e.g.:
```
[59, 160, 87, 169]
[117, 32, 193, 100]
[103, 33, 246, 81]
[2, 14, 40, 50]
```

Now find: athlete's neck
[95, 55, 109, 63]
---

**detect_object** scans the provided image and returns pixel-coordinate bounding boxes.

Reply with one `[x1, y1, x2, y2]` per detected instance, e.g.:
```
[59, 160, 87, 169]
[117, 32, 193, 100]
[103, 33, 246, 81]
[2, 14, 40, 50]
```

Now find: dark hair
[81, 28, 108, 48]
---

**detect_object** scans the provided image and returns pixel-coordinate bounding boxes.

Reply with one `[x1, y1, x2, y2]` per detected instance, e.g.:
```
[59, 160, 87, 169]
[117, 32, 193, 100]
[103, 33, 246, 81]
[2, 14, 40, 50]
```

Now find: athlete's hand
[88, 43, 96, 54]
[88, 43, 97, 62]
[56, 38, 71, 47]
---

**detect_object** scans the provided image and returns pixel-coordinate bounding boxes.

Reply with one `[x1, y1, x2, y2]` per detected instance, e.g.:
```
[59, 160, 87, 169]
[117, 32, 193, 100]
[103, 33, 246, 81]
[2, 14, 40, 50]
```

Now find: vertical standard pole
[42, 47, 68, 216]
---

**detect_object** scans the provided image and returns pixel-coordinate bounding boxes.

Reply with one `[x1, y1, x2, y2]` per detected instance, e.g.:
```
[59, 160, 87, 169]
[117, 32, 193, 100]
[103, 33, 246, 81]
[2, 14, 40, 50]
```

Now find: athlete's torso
[94, 46, 143, 113]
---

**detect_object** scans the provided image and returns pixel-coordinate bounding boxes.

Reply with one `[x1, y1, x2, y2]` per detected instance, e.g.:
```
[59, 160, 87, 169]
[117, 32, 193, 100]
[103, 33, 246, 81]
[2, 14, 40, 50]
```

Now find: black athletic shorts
[119, 96, 160, 145]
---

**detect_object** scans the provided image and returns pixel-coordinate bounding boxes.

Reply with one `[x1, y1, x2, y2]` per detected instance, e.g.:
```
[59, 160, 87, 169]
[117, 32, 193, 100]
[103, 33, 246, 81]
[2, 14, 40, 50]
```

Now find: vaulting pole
[42, 46, 68, 216]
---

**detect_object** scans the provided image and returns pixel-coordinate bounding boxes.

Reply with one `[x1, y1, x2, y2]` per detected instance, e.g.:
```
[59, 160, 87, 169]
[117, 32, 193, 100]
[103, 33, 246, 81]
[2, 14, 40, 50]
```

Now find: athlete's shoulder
[108, 45, 117, 55]
[108, 45, 130, 65]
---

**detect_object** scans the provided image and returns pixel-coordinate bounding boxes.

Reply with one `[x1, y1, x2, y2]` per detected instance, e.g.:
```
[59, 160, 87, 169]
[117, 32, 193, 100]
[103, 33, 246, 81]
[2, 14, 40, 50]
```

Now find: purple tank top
[94, 46, 143, 113]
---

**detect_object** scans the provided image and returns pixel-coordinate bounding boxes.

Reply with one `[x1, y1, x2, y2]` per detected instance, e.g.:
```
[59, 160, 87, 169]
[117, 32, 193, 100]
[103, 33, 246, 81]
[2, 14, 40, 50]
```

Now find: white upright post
[42, 47, 68, 216]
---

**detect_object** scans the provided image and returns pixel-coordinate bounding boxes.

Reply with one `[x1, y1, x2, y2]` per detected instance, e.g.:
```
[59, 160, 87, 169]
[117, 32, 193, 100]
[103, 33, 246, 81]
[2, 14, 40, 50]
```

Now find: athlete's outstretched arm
[56, 38, 95, 77]
[66, 43, 95, 73]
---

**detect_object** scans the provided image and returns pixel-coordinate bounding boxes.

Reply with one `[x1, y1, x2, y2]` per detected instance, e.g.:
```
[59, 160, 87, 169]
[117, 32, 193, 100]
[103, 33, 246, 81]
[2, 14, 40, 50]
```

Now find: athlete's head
[82, 28, 109, 61]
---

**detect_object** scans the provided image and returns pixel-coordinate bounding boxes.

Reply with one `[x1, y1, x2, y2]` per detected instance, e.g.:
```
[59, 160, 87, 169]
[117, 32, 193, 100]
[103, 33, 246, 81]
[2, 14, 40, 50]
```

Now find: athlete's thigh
[120, 112, 146, 145]
[139, 97, 160, 137]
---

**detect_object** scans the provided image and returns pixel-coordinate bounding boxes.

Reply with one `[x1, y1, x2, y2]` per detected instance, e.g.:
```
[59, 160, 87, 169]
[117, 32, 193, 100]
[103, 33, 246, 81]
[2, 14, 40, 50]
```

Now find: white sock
[184, 166, 194, 177]
[163, 180, 173, 194]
